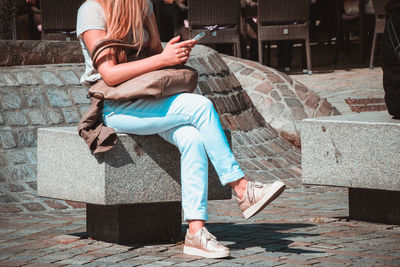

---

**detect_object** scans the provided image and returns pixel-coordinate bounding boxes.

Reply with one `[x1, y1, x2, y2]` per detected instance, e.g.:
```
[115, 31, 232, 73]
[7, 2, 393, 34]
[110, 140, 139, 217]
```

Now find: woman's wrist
[154, 53, 169, 68]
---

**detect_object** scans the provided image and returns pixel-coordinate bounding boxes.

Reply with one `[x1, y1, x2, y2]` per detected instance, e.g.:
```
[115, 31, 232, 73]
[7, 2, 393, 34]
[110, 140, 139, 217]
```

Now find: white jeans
[102, 93, 244, 221]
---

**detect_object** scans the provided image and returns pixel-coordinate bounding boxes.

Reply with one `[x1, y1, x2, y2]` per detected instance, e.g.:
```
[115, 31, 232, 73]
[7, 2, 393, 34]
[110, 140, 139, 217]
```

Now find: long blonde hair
[96, 0, 159, 61]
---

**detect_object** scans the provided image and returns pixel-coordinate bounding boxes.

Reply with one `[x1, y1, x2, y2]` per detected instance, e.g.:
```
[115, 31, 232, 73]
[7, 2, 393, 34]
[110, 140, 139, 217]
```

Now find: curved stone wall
[222, 55, 340, 147]
[0, 45, 302, 213]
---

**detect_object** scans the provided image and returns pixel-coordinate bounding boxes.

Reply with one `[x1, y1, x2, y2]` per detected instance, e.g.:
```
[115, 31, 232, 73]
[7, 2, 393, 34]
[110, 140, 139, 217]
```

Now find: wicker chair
[40, 0, 84, 40]
[257, 0, 312, 74]
[186, 0, 241, 57]
[369, 0, 390, 68]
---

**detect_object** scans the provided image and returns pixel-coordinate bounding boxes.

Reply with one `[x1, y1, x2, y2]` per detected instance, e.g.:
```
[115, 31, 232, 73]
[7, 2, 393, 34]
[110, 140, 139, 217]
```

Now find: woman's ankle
[187, 220, 205, 235]
[229, 177, 248, 199]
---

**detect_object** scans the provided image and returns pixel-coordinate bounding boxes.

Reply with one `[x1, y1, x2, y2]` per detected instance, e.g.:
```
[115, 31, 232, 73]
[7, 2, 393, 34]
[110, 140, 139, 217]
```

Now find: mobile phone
[192, 32, 205, 41]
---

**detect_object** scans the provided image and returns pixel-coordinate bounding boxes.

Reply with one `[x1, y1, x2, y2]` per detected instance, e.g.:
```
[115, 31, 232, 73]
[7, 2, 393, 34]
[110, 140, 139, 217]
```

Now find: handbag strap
[90, 38, 140, 69]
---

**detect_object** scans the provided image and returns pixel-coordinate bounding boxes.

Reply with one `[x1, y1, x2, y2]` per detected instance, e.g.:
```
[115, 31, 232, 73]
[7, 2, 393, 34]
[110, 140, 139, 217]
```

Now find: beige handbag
[88, 39, 198, 101]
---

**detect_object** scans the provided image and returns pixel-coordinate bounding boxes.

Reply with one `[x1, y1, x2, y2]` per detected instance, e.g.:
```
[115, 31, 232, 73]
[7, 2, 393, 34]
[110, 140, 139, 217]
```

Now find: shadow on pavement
[183, 222, 324, 255]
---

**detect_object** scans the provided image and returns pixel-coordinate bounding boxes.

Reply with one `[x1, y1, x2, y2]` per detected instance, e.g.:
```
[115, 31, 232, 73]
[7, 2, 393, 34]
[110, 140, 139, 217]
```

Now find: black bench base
[349, 188, 400, 225]
[87, 202, 182, 244]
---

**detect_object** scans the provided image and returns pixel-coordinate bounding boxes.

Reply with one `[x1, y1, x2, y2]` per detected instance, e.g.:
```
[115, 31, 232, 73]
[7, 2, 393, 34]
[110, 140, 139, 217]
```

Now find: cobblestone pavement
[1, 187, 400, 266]
[292, 68, 384, 115]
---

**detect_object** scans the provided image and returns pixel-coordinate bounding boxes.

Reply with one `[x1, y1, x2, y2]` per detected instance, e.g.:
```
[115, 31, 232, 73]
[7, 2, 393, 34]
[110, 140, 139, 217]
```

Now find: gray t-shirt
[76, 0, 153, 85]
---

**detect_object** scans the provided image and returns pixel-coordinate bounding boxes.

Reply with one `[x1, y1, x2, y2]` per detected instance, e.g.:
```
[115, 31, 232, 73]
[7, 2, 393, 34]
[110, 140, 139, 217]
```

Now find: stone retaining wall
[222, 55, 340, 147]
[0, 45, 302, 213]
[0, 40, 84, 66]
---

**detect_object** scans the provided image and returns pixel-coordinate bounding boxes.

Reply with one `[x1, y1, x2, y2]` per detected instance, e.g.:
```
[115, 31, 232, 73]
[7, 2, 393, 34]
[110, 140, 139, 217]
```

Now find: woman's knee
[178, 93, 214, 111]
[174, 126, 204, 149]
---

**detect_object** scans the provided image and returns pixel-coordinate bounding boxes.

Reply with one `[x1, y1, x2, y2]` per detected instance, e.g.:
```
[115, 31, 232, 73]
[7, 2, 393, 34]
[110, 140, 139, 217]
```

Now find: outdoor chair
[257, 0, 312, 74]
[40, 0, 84, 40]
[369, 0, 390, 68]
[332, 0, 375, 65]
[186, 0, 241, 57]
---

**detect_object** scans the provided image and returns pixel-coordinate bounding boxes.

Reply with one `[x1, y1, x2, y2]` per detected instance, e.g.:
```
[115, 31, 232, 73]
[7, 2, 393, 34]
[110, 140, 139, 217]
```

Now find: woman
[77, 0, 285, 259]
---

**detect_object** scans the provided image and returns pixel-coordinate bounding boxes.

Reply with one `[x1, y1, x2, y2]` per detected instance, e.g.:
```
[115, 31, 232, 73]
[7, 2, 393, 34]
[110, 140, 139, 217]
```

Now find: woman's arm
[82, 14, 196, 86]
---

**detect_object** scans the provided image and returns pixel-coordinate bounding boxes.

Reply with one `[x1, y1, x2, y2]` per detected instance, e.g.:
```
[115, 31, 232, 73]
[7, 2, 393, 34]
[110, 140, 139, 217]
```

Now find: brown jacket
[78, 97, 117, 154]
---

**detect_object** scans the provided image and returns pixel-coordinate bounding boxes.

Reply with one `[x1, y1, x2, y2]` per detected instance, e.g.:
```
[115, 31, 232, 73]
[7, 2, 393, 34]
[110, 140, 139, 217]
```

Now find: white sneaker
[238, 180, 286, 219]
[183, 227, 230, 258]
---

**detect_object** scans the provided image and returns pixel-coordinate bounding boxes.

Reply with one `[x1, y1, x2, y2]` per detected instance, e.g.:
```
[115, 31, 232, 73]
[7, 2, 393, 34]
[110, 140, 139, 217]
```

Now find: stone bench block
[38, 126, 232, 244]
[301, 111, 400, 191]
[301, 111, 400, 225]
[37, 126, 231, 205]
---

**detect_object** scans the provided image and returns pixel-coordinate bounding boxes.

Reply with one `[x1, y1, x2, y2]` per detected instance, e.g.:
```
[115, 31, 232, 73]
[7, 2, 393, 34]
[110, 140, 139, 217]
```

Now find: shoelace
[200, 228, 218, 247]
[247, 181, 264, 203]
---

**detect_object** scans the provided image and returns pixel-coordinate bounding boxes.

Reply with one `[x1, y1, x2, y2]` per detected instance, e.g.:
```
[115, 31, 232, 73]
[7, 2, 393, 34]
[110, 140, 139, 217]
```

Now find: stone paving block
[0, 89, 21, 110]
[4, 111, 28, 126]
[187, 58, 207, 76]
[207, 55, 223, 74]
[197, 57, 215, 76]
[206, 78, 221, 93]
[284, 98, 303, 108]
[240, 67, 255, 76]
[25, 110, 46, 125]
[228, 62, 245, 73]
[215, 78, 229, 93]
[14, 71, 39, 85]
[21, 88, 47, 109]
[6, 183, 27, 193]
[197, 80, 213, 95]
[57, 70, 81, 85]
[3, 165, 32, 181]
[40, 71, 63, 86]
[211, 97, 228, 114]
[305, 91, 320, 109]
[4, 150, 29, 165]
[221, 77, 234, 92]
[267, 74, 285, 84]
[45, 89, 72, 107]
[0, 73, 19, 86]
[277, 84, 296, 98]
[16, 129, 36, 147]
[69, 88, 90, 105]
[61, 107, 80, 124]
[228, 74, 242, 89]
[56, 258, 92, 265]
[46, 108, 64, 125]
[213, 56, 230, 74]
[21, 203, 45, 212]
[78, 106, 90, 117]
[223, 96, 238, 114]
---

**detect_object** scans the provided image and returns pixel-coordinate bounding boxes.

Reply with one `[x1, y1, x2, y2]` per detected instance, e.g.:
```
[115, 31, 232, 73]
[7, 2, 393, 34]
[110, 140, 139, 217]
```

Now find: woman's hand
[160, 36, 196, 66]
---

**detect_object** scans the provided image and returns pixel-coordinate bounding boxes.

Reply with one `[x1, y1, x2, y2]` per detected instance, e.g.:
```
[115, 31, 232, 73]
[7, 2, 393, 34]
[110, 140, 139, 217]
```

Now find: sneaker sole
[243, 181, 286, 219]
[183, 246, 230, 259]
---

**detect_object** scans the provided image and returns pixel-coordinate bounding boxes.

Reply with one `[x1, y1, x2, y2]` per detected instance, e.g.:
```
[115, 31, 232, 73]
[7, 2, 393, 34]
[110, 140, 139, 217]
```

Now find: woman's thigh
[102, 93, 209, 135]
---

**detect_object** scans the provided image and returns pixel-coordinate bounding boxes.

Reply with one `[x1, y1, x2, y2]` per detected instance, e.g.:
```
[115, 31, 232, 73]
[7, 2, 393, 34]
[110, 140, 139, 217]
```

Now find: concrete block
[349, 188, 400, 225]
[38, 127, 231, 205]
[87, 202, 182, 244]
[301, 111, 400, 191]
